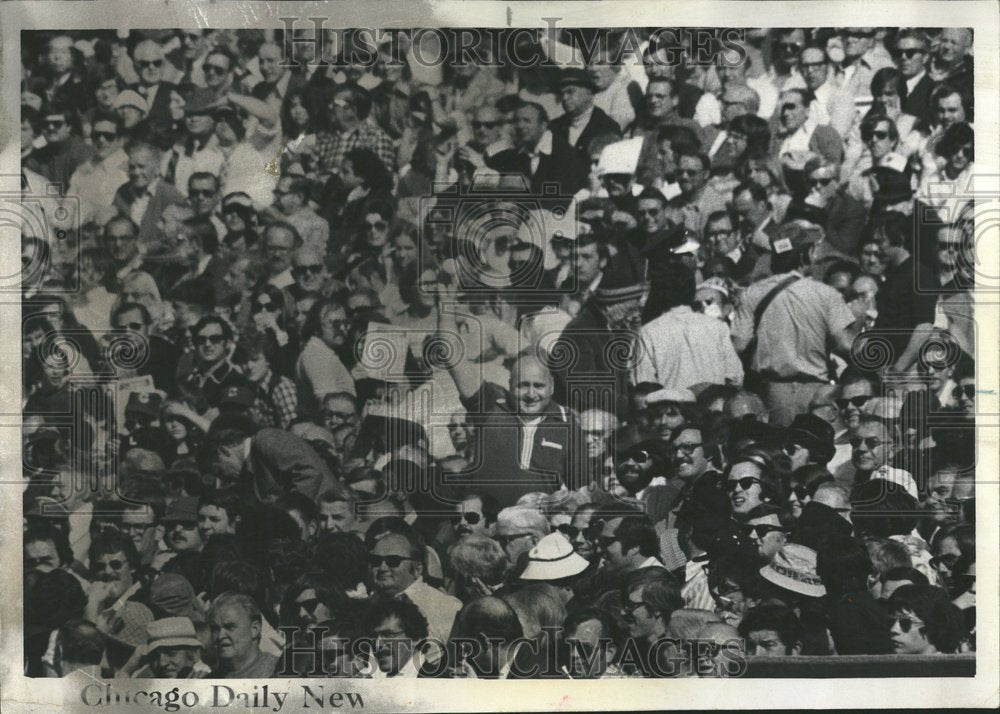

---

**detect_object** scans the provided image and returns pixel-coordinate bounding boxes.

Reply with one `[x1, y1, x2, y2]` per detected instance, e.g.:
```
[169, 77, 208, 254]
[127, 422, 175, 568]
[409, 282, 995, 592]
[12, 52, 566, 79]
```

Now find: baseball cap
[113, 90, 148, 114]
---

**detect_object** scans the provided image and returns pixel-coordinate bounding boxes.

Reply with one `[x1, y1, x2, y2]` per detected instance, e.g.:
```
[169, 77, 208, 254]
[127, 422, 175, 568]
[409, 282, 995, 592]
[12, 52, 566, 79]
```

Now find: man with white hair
[493, 506, 550, 572]
[128, 38, 177, 134]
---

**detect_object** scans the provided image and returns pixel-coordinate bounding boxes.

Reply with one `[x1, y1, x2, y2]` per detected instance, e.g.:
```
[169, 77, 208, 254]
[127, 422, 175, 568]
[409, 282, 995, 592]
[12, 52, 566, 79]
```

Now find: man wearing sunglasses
[127, 38, 177, 135]
[894, 31, 935, 125]
[803, 157, 866, 256]
[776, 88, 844, 167]
[26, 100, 94, 190]
[886, 584, 967, 655]
[849, 414, 917, 499]
[453, 493, 499, 539]
[368, 529, 461, 650]
[178, 315, 248, 411]
[68, 110, 128, 223]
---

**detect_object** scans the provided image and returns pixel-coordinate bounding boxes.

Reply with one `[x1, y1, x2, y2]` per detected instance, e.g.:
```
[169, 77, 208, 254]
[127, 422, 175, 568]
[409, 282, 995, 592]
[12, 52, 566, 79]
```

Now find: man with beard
[85, 532, 143, 622]
[452, 492, 499, 540]
[133, 617, 209, 678]
[611, 440, 672, 513]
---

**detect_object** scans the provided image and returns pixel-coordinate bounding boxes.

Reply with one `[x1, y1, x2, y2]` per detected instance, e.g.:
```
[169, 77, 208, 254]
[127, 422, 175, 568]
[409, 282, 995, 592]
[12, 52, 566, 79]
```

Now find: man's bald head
[509, 354, 555, 415]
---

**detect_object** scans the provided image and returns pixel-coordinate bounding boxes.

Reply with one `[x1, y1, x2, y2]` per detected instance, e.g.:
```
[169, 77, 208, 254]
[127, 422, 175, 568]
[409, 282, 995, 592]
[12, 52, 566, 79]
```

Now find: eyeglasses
[808, 177, 835, 188]
[780, 102, 800, 113]
[123, 523, 152, 534]
[368, 554, 416, 568]
[555, 523, 580, 539]
[135, 59, 163, 69]
[889, 616, 925, 633]
[252, 300, 276, 313]
[322, 318, 347, 331]
[866, 130, 891, 142]
[673, 442, 703, 456]
[743, 523, 790, 538]
[293, 264, 323, 277]
[193, 333, 225, 346]
[322, 409, 354, 422]
[725, 477, 762, 492]
[189, 188, 216, 198]
[849, 436, 886, 450]
[471, 120, 498, 129]
[495, 533, 533, 548]
[24, 556, 56, 569]
[953, 384, 975, 401]
[836, 395, 872, 410]
[895, 48, 925, 59]
[954, 144, 973, 159]
[93, 130, 118, 142]
[453, 511, 483, 526]
[204, 63, 229, 75]
[365, 220, 387, 232]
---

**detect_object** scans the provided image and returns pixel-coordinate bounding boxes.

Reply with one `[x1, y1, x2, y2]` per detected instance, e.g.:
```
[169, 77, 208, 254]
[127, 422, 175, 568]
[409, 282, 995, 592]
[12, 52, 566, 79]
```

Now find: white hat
[596, 137, 644, 177]
[672, 235, 701, 256]
[646, 387, 696, 404]
[520, 533, 590, 581]
[113, 90, 148, 114]
[697, 277, 730, 299]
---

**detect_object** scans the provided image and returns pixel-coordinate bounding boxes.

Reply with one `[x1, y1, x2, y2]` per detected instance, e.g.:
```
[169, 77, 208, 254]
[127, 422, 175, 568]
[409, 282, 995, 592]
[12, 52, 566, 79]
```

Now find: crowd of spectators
[21, 26, 975, 679]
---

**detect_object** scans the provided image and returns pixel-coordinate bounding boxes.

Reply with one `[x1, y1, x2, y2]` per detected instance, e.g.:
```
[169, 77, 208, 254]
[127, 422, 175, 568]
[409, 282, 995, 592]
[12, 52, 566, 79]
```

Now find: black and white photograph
[2, 1, 997, 710]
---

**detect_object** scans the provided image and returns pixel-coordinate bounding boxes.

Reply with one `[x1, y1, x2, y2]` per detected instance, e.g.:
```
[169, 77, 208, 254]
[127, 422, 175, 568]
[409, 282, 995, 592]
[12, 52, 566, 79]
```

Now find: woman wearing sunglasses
[248, 285, 292, 372]
[725, 452, 782, 522]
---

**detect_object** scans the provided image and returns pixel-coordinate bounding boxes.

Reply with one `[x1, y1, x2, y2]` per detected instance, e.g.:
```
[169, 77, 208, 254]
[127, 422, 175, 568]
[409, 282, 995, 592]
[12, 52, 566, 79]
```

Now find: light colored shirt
[682, 559, 714, 611]
[295, 336, 356, 417]
[634, 306, 744, 390]
[594, 71, 638, 131]
[399, 578, 462, 650]
[567, 106, 594, 147]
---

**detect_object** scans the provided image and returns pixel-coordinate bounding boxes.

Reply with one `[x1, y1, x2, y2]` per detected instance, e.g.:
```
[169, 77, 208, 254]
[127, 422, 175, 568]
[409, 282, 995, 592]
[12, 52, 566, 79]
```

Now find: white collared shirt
[906, 70, 927, 95]
[130, 178, 158, 225]
[519, 415, 544, 470]
[567, 106, 594, 147]
[527, 131, 553, 175]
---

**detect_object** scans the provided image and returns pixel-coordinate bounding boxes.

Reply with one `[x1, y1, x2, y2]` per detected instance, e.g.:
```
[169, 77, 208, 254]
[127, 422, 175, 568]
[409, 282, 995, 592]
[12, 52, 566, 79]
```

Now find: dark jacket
[243, 428, 341, 505]
[548, 105, 622, 157]
[112, 179, 185, 245]
[827, 589, 894, 655]
[902, 73, 936, 127]
[487, 135, 589, 205]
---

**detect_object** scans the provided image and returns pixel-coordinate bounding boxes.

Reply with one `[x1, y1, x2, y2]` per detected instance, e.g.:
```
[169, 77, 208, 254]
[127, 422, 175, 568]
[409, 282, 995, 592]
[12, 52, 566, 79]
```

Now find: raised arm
[436, 284, 481, 401]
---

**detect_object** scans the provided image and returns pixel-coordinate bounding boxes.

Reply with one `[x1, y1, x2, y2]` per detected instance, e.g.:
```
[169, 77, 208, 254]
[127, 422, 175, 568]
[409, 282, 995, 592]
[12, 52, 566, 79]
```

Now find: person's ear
[307, 520, 317, 538]
[251, 618, 261, 641]
[791, 640, 803, 656]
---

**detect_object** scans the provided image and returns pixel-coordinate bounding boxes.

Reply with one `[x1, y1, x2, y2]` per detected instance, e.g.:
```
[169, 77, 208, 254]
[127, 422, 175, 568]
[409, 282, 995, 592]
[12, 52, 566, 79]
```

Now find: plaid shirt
[315, 120, 396, 176]
[250, 369, 299, 429]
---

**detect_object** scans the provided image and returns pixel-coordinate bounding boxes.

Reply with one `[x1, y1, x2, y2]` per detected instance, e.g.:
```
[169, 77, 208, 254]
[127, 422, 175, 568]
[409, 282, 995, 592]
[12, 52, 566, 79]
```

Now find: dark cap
[219, 384, 255, 409]
[770, 220, 823, 255]
[785, 413, 836, 464]
[183, 87, 222, 115]
[161, 496, 199, 525]
[559, 67, 598, 93]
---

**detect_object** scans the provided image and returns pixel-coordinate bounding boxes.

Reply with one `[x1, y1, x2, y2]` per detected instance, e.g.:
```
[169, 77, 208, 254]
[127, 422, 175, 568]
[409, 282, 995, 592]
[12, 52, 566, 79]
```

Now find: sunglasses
[953, 384, 975, 401]
[96, 559, 125, 571]
[673, 442, 703, 455]
[866, 130, 891, 142]
[896, 48, 925, 59]
[790, 483, 811, 500]
[93, 130, 118, 142]
[453, 512, 483, 526]
[623, 449, 652, 464]
[251, 300, 277, 314]
[889, 616, 925, 634]
[780, 102, 801, 113]
[193, 333, 225, 346]
[135, 59, 164, 69]
[808, 177, 835, 188]
[849, 436, 886, 450]
[321, 409, 354, 422]
[836, 395, 872, 410]
[556, 523, 591, 540]
[743, 524, 790, 538]
[725, 477, 762, 492]
[24, 556, 56, 568]
[930, 553, 960, 569]
[781, 442, 801, 456]
[365, 220, 387, 231]
[369, 554, 416, 568]
[471, 120, 498, 129]
[621, 599, 647, 617]
[954, 145, 973, 159]
[296, 598, 322, 614]
[293, 264, 323, 276]
[45, 119, 67, 129]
